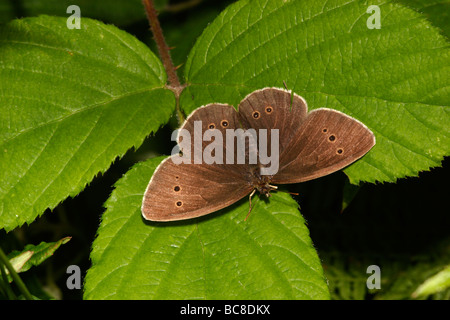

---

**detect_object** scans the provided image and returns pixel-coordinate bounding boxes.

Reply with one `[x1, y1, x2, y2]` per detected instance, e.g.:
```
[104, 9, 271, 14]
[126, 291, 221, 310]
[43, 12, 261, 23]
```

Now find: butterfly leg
[245, 189, 256, 221]
[267, 184, 278, 197]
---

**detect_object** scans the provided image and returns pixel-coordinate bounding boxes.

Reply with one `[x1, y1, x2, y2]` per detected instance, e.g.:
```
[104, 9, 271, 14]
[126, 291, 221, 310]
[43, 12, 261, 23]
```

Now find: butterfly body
[246, 164, 274, 197]
[142, 88, 375, 222]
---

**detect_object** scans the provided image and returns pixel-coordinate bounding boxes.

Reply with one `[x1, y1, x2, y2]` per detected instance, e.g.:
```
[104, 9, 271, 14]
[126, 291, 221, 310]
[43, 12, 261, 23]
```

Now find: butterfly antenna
[276, 189, 299, 196]
[245, 189, 256, 221]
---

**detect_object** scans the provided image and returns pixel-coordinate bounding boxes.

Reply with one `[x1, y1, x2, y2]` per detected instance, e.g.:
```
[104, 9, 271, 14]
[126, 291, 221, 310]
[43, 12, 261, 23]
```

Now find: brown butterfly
[142, 88, 375, 221]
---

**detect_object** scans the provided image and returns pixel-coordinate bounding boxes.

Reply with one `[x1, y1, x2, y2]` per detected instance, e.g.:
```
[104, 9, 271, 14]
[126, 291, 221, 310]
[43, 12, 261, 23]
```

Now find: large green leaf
[180, 0, 450, 184]
[84, 157, 329, 299]
[0, 16, 175, 231]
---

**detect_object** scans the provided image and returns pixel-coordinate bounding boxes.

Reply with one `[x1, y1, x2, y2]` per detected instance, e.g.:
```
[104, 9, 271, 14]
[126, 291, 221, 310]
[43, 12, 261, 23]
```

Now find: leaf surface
[6, 237, 71, 281]
[84, 157, 329, 299]
[0, 16, 175, 231]
[181, 0, 450, 184]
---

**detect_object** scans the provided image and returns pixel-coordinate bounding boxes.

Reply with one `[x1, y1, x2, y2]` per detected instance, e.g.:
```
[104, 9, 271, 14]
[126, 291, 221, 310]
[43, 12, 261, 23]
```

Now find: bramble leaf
[0, 16, 175, 231]
[84, 157, 329, 299]
[181, 0, 450, 184]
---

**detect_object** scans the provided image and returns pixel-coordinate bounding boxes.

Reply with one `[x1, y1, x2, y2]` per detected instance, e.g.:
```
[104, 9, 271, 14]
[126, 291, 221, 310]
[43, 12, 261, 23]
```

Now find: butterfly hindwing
[142, 104, 254, 221]
[272, 108, 376, 184]
[142, 157, 253, 221]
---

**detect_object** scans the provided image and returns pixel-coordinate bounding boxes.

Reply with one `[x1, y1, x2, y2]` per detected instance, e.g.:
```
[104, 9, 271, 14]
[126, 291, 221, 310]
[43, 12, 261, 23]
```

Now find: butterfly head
[249, 165, 277, 197]
[255, 182, 278, 198]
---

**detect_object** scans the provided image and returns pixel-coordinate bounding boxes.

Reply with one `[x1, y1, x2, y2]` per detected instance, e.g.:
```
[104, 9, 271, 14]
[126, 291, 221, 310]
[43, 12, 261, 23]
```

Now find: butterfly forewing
[238, 87, 308, 154]
[179, 103, 251, 173]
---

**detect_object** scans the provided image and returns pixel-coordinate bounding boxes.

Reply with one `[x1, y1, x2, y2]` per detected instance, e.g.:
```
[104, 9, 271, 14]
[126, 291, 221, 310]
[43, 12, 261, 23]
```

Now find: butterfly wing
[142, 104, 254, 221]
[180, 103, 249, 171]
[238, 87, 308, 153]
[272, 108, 376, 184]
[142, 156, 253, 221]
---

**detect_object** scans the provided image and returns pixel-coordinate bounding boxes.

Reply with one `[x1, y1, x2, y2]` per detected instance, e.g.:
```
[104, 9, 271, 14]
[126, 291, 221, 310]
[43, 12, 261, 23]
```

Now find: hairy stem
[142, 0, 186, 125]
[142, 0, 181, 92]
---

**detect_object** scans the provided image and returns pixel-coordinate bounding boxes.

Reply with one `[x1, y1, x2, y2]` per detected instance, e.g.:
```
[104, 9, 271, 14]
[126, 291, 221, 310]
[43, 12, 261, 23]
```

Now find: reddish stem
[142, 0, 182, 94]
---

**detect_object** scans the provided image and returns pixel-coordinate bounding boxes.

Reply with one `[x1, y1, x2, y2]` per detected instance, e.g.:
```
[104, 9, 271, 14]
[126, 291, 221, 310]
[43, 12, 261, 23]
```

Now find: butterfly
[142, 88, 375, 221]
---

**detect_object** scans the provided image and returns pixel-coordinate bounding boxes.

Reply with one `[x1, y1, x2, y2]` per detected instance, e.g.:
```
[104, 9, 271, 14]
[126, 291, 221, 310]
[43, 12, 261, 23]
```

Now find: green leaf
[0, 16, 175, 231]
[148, 3, 229, 75]
[341, 179, 361, 212]
[7, 237, 71, 276]
[181, 0, 450, 184]
[412, 265, 450, 298]
[84, 157, 329, 299]
[7, 251, 33, 275]
[4, 237, 71, 284]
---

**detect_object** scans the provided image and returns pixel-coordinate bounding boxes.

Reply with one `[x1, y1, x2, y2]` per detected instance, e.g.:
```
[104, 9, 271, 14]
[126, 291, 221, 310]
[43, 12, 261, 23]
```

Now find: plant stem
[0, 263, 17, 299]
[0, 246, 33, 300]
[142, 0, 186, 125]
[142, 0, 182, 93]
